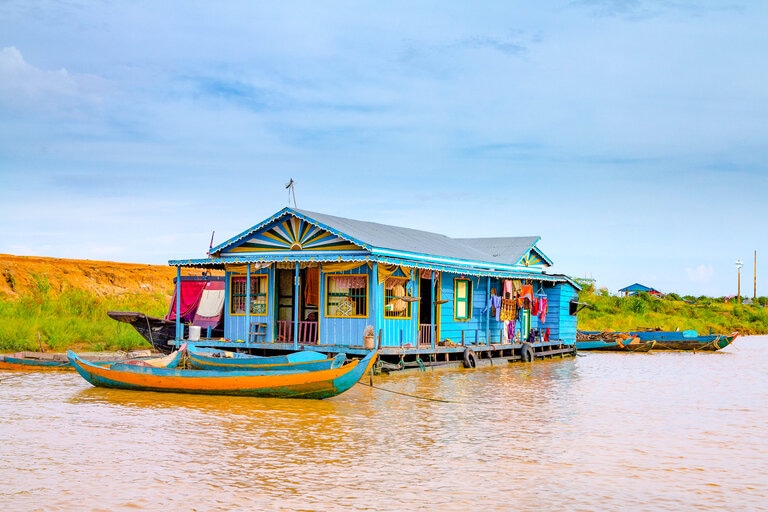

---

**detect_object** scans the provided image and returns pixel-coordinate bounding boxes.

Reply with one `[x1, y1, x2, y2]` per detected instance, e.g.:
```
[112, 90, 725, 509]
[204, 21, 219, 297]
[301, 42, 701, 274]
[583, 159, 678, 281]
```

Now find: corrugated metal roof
[187, 207, 579, 287]
[456, 237, 545, 266]
[293, 209, 540, 268]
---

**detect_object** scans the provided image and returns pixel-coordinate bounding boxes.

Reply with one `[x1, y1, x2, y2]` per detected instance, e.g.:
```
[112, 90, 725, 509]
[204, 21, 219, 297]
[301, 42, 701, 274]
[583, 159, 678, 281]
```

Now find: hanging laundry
[503, 279, 514, 299]
[482, 294, 502, 321]
[499, 298, 517, 321]
[303, 267, 319, 306]
[517, 284, 534, 308]
[538, 297, 548, 323]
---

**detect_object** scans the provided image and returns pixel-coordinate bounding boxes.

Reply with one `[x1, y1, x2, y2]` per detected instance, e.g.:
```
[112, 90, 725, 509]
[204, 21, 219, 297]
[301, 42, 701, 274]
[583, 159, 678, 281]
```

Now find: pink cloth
[503, 279, 514, 298]
[166, 280, 207, 322]
[538, 297, 548, 323]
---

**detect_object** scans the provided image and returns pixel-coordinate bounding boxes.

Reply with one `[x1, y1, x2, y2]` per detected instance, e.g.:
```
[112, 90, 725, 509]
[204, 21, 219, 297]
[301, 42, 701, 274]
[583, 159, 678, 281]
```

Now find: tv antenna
[285, 178, 297, 208]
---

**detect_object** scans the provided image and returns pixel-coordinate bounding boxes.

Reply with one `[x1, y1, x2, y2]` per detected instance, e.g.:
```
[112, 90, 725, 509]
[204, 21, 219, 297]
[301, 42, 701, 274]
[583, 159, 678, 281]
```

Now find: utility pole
[736, 259, 743, 304]
[754, 250, 757, 301]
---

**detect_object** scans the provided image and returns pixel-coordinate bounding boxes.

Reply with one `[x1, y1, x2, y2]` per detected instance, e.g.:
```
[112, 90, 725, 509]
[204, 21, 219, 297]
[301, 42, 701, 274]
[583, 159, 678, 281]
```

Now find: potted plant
[363, 325, 375, 349]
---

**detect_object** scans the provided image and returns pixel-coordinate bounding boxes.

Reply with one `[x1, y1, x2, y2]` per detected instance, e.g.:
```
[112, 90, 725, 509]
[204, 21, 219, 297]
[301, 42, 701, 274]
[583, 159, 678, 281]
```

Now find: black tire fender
[521, 342, 534, 363]
[463, 347, 477, 368]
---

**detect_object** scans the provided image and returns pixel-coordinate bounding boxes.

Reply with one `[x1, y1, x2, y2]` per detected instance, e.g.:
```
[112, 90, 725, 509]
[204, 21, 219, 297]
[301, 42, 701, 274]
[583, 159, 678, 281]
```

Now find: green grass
[0, 279, 170, 352]
[577, 286, 768, 335]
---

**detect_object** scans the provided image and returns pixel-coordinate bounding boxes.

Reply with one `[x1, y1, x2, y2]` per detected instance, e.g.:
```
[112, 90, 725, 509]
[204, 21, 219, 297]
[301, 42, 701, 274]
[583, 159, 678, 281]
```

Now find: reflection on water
[1, 337, 767, 511]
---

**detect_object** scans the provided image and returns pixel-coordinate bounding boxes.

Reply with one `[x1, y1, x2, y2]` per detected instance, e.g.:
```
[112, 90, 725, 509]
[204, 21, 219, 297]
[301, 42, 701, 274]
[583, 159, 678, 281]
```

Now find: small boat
[629, 330, 738, 351]
[113, 344, 187, 369]
[67, 349, 378, 399]
[575, 332, 654, 352]
[577, 330, 738, 351]
[0, 349, 154, 371]
[186, 345, 346, 371]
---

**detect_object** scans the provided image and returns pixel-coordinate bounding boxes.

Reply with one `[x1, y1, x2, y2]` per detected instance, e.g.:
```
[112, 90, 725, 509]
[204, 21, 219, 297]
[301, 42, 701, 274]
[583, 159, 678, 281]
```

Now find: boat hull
[0, 349, 155, 371]
[68, 350, 377, 399]
[107, 311, 187, 354]
[187, 346, 346, 371]
[575, 340, 655, 352]
[629, 331, 738, 351]
[578, 331, 738, 351]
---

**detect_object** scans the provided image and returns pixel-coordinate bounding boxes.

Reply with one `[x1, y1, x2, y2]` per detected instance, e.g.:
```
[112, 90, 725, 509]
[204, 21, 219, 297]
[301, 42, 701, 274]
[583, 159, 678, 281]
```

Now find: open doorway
[418, 274, 437, 345]
[274, 267, 318, 343]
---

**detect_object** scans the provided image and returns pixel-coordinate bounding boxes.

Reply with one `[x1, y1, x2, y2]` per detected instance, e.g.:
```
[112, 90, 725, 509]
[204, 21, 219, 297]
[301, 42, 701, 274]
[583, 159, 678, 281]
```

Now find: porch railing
[419, 324, 435, 346]
[276, 320, 318, 345]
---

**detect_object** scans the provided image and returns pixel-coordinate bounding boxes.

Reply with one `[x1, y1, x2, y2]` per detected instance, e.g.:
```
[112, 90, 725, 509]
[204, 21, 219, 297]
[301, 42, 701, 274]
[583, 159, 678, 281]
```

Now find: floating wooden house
[169, 208, 580, 370]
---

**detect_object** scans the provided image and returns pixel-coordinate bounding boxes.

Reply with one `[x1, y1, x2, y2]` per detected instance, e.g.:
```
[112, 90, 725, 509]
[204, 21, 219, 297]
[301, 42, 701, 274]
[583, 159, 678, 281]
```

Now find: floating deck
[174, 338, 576, 373]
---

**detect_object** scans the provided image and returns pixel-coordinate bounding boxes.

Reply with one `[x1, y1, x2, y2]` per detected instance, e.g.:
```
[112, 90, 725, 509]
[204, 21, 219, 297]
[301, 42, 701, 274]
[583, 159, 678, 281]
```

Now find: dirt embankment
[0, 254, 191, 299]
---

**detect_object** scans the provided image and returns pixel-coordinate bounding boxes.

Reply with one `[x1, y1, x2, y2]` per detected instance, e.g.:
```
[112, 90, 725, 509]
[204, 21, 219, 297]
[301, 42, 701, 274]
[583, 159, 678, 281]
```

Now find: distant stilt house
[169, 208, 581, 368]
[619, 283, 664, 297]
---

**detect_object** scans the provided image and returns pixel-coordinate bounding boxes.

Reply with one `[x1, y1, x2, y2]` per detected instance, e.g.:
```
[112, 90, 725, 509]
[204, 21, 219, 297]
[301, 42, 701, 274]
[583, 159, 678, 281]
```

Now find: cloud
[571, 0, 744, 19]
[0, 46, 108, 113]
[460, 35, 528, 57]
[685, 264, 715, 284]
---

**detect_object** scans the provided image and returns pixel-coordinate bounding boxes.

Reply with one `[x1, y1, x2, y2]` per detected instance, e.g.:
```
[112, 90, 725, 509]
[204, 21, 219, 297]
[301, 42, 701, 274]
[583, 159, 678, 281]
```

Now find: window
[325, 274, 368, 318]
[230, 274, 269, 315]
[454, 278, 472, 321]
[384, 277, 411, 319]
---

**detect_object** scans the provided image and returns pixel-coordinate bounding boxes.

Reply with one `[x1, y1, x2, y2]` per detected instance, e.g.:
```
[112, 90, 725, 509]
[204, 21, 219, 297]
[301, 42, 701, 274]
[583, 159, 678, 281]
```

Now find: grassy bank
[0, 274, 169, 352]
[576, 286, 768, 335]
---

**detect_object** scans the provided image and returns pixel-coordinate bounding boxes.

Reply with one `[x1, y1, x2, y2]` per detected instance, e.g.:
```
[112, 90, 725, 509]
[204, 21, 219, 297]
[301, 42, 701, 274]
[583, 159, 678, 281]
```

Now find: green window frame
[454, 278, 472, 321]
[230, 274, 269, 316]
[325, 274, 368, 318]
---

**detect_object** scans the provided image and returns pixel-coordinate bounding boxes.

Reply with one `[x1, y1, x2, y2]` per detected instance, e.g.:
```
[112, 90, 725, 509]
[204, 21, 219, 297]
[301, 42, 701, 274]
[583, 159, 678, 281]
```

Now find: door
[419, 274, 440, 345]
[276, 269, 294, 341]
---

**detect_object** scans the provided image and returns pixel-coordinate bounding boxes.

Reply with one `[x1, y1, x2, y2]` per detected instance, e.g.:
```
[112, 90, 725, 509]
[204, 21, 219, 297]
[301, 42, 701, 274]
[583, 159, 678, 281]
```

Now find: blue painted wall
[541, 283, 579, 343]
[221, 264, 579, 346]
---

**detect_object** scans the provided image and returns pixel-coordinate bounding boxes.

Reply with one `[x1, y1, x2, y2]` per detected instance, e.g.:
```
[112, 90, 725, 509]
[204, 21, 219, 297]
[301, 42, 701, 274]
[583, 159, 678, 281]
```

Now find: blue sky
[1, 1, 766, 297]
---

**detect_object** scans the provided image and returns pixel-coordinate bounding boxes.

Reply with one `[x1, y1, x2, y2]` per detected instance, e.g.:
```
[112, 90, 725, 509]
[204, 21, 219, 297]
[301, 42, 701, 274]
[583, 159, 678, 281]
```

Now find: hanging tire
[521, 342, 534, 363]
[463, 347, 477, 368]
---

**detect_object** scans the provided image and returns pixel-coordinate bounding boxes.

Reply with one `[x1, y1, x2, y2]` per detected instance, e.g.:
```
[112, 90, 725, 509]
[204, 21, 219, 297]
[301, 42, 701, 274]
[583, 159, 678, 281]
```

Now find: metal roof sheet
[292, 209, 541, 268]
[192, 207, 577, 286]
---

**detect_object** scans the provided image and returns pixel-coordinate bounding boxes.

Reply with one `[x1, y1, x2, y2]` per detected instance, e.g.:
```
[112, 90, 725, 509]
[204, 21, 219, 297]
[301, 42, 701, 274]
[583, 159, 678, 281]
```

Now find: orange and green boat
[67, 349, 377, 399]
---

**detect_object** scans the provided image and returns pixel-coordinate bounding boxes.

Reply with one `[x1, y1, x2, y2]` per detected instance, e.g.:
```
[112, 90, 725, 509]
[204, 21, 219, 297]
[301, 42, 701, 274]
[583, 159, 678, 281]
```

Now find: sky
[1, 1, 766, 298]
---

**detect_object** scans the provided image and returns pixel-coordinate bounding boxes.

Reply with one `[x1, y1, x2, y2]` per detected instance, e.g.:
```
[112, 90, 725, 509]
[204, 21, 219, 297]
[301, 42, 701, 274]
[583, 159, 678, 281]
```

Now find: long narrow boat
[186, 345, 344, 371]
[67, 349, 378, 399]
[0, 349, 154, 371]
[578, 330, 738, 351]
[629, 330, 738, 351]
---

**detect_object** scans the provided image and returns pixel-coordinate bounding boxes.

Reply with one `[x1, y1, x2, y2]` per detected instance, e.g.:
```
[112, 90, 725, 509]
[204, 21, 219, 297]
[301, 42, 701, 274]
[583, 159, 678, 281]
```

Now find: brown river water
[1, 336, 767, 511]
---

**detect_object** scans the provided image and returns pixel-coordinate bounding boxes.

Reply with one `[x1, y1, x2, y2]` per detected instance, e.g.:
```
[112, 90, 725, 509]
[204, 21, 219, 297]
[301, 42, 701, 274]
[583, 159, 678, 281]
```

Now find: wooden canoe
[0, 349, 154, 371]
[186, 345, 344, 371]
[629, 330, 738, 351]
[67, 349, 378, 399]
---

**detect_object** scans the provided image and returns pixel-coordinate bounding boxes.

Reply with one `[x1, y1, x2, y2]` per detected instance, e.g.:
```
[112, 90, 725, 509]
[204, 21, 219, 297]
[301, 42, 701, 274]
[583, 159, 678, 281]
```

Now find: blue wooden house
[169, 208, 580, 368]
[619, 283, 664, 297]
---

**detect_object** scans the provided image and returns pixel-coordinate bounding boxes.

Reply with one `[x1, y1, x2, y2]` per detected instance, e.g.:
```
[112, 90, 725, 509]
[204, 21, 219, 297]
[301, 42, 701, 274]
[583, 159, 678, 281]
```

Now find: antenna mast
[285, 178, 297, 208]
